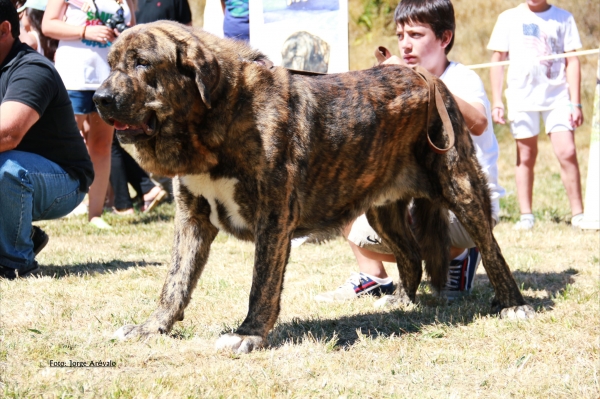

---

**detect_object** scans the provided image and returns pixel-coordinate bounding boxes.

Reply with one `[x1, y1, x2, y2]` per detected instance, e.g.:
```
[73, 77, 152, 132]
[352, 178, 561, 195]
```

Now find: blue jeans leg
[0, 151, 86, 270]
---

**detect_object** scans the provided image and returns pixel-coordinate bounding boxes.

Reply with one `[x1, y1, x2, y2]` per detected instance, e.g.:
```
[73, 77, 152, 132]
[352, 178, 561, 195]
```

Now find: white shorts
[347, 212, 497, 255]
[508, 105, 572, 139]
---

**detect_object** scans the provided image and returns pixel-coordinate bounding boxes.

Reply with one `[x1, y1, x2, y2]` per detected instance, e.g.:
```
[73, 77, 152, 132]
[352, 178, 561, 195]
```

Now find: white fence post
[580, 50, 600, 230]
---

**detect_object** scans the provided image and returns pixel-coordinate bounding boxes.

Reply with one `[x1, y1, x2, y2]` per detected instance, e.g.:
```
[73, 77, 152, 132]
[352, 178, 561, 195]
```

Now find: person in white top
[42, 0, 135, 229]
[18, 0, 58, 60]
[315, 0, 504, 303]
[488, 0, 584, 230]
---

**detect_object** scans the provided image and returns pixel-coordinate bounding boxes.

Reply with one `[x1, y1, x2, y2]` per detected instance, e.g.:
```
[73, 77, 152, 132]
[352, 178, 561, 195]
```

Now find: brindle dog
[94, 21, 534, 354]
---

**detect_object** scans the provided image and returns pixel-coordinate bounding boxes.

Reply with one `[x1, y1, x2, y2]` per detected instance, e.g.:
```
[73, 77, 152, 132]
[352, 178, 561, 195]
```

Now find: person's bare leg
[80, 112, 114, 221]
[515, 136, 538, 215]
[341, 222, 395, 278]
[549, 130, 583, 216]
[450, 246, 466, 259]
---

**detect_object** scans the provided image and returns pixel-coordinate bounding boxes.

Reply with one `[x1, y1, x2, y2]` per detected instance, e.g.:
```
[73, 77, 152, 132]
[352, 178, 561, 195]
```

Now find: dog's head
[93, 21, 220, 145]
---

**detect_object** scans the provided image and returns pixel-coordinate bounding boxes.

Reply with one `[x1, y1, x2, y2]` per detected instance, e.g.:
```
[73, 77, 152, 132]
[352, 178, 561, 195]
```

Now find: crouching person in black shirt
[0, 0, 94, 279]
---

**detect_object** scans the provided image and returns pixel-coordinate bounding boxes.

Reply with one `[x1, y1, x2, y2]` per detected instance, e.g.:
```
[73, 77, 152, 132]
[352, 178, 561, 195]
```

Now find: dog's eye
[136, 58, 150, 68]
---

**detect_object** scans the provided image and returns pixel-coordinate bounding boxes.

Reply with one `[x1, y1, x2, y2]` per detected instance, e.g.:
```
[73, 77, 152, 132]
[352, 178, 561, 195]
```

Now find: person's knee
[516, 146, 537, 167]
[554, 144, 577, 164]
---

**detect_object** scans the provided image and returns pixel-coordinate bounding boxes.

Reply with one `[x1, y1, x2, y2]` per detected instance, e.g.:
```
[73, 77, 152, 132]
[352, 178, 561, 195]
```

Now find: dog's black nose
[93, 89, 115, 108]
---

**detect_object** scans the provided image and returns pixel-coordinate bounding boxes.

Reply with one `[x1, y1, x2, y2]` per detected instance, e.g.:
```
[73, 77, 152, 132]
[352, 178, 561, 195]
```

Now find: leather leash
[375, 47, 455, 154]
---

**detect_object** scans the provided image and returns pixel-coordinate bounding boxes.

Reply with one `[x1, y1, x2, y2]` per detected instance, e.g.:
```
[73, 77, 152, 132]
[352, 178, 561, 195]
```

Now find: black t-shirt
[135, 0, 192, 24]
[0, 41, 94, 192]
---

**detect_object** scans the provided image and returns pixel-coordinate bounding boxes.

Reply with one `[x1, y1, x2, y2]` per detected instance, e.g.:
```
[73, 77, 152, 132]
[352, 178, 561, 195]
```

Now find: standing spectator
[488, 0, 584, 230]
[135, 0, 191, 25]
[203, 0, 223, 37]
[42, 0, 135, 229]
[109, 141, 168, 214]
[0, 0, 93, 279]
[221, 0, 248, 42]
[17, 0, 58, 60]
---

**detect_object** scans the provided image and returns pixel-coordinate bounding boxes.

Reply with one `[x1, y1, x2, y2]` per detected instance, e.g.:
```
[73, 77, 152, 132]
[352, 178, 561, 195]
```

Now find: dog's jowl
[94, 21, 534, 354]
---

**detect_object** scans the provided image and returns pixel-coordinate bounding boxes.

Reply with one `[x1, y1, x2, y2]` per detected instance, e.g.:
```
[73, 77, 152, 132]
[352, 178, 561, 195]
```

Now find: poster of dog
[249, 0, 348, 73]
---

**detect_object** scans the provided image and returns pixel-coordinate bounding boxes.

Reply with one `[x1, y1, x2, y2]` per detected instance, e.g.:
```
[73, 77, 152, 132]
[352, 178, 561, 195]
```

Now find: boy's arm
[490, 51, 508, 124]
[381, 56, 487, 135]
[452, 96, 488, 136]
[565, 52, 583, 128]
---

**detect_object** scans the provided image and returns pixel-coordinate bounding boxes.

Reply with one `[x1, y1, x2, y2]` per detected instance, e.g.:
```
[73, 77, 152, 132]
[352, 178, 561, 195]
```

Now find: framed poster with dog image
[249, 0, 348, 74]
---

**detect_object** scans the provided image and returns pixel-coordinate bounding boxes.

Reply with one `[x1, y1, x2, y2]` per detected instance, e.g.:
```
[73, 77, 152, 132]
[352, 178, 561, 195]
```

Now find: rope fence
[466, 48, 600, 70]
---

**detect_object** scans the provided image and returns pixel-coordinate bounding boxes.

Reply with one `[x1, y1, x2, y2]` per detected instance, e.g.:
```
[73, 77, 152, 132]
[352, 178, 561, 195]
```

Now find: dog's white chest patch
[180, 174, 248, 230]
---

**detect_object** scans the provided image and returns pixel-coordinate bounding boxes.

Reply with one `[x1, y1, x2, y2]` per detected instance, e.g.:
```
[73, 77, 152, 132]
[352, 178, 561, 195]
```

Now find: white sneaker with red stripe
[314, 272, 394, 302]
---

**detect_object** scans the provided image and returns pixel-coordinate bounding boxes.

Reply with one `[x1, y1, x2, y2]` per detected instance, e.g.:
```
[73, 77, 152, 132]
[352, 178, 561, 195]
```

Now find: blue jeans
[0, 151, 86, 270]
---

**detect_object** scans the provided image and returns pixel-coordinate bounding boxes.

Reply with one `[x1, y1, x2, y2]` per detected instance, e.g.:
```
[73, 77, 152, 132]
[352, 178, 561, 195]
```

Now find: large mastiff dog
[94, 21, 534, 353]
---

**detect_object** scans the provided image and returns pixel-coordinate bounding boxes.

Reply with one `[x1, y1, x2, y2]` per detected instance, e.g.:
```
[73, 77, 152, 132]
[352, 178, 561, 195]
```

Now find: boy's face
[396, 22, 450, 72]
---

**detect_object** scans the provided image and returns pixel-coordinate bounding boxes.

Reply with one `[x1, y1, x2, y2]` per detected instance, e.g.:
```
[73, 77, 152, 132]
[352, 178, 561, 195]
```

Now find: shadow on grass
[267, 268, 577, 350]
[36, 260, 164, 278]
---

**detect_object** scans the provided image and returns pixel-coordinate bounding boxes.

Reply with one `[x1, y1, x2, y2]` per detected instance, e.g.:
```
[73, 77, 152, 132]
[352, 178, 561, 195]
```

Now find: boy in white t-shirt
[315, 0, 504, 303]
[488, 0, 584, 230]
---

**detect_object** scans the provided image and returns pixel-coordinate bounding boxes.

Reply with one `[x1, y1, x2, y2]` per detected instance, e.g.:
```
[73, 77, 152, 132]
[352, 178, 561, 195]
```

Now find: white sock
[361, 272, 392, 285]
[453, 249, 468, 261]
[520, 213, 534, 221]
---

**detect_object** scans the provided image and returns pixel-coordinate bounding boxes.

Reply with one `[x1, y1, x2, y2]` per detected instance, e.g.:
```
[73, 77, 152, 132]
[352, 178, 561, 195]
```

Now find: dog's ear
[181, 37, 220, 109]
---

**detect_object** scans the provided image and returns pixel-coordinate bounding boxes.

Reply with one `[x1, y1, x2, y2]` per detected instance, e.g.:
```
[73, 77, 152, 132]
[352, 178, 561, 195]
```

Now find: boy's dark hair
[395, 0, 456, 54]
[0, 0, 21, 39]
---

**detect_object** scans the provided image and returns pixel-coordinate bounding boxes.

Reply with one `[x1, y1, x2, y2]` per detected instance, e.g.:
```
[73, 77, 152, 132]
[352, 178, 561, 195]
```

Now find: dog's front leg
[115, 188, 218, 341]
[215, 197, 296, 354]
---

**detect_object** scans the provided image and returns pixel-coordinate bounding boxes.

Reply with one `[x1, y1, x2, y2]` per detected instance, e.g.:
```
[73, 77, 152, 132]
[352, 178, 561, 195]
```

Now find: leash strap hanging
[374, 47, 455, 154]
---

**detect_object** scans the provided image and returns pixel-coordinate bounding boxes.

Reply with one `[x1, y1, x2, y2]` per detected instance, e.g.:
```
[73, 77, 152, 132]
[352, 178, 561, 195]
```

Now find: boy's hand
[570, 107, 583, 129]
[492, 104, 505, 125]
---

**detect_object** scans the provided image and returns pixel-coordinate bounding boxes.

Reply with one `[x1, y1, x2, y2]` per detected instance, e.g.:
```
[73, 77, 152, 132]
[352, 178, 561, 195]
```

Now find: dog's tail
[411, 198, 450, 291]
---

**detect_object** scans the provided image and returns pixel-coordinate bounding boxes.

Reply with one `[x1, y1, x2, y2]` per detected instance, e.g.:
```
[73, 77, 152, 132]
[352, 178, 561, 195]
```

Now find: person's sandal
[143, 188, 168, 213]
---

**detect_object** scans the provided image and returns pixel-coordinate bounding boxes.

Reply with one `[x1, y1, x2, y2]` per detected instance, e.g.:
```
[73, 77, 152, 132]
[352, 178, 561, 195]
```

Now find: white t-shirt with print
[440, 61, 504, 222]
[487, 3, 582, 112]
[54, 0, 132, 91]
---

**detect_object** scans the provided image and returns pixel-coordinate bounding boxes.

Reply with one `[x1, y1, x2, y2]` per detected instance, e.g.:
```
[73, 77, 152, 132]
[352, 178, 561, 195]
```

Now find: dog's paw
[499, 305, 536, 320]
[114, 324, 141, 341]
[215, 333, 265, 354]
[374, 294, 411, 309]
[114, 323, 165, 341]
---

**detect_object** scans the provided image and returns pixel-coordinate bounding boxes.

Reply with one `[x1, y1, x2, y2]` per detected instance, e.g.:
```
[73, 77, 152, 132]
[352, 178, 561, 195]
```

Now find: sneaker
[31, 226, 49, 257]
[514, 214, 535, 230]
[89, 217, 112, 229]
[314, 272, 394, 302]
[570, 213, 584, 229]
[440, 247, 481, 300]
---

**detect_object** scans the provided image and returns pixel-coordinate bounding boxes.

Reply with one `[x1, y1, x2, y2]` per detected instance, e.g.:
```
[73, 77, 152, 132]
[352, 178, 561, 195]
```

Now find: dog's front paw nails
[215, 333, 265, 354]
[499, 305, 535, 320]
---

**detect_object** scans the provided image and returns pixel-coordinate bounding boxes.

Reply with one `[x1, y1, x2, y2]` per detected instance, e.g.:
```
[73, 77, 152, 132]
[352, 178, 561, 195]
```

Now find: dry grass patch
[1, 200, 598, 397]
[2, 1, 599, 397]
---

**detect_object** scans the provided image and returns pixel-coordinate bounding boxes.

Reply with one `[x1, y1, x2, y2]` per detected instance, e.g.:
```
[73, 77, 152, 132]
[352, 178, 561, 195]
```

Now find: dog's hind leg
[366, 200, 422, 304]
[411, 198, 451, 291]
[441, 161, 535, 319]
[115, 182, 219, 340]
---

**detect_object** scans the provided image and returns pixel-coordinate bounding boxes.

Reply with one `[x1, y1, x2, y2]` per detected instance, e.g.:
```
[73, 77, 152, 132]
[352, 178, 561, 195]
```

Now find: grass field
[2, 0, 600, 397]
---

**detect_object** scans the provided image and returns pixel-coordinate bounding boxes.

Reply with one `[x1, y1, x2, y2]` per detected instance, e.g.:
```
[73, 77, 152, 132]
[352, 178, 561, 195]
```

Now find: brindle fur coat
[94, 21, 534, 354]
